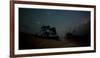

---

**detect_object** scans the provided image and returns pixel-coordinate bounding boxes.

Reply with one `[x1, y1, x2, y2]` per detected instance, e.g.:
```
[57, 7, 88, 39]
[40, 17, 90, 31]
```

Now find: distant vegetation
[38, 25, 59, 40]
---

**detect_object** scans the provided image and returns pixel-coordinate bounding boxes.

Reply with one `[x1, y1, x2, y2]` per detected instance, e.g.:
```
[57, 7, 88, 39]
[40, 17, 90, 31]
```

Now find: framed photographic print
[10, 1, 96, 57]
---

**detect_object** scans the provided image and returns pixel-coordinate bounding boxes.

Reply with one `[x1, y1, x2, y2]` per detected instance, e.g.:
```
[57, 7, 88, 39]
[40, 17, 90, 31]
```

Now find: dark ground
[19, 32, 90, 50]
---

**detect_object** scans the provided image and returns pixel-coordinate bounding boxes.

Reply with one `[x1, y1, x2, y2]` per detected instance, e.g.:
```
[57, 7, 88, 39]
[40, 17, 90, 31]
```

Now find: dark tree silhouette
[40, 25, 50, 37]
[40, 25, 59, 40]
[65, 32, 73, 39]
[50, 27, 57, 36]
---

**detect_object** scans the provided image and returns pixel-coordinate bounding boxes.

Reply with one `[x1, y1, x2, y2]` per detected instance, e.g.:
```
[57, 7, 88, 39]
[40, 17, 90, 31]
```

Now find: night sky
[19, 8, 90, 39]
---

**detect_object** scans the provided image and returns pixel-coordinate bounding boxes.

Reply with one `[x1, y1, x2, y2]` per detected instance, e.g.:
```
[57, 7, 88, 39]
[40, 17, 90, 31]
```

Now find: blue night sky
[19, 8, 90, 38]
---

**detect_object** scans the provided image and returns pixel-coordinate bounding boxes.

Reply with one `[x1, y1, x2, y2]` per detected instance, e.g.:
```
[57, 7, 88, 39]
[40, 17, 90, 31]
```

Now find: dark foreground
[19, 32, 90, 50]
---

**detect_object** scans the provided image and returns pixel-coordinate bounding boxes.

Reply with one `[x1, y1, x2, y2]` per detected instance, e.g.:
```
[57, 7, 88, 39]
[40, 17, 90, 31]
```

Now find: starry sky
[19, 8, 90, 38]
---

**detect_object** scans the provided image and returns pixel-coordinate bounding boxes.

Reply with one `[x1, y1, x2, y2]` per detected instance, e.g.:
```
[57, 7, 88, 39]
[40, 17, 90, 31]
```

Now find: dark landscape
[19, 8, 91, 50]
